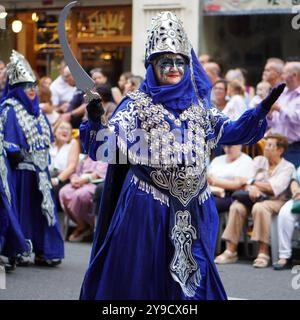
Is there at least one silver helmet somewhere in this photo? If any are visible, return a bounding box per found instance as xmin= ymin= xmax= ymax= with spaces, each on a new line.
xmin=7 ymin=50 xmax=36 ymax=86
xmin=145 ymin=11 xmax=191 ymax=65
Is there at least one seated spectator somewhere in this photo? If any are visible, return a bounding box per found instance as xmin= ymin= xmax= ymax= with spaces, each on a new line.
xmin=273 ymin=165 xmax=300 ymax=270
xmin=111 ymin=71 xmax=133 ymax=105
xmin=90 ymin=68 xmax=108 ymax=85
xmin=262 ymin=57 xmax=284 ymax=88
xmin=123 ymin=75 xmax=144 ymax=95
xmin=249 ymin=81 xmax=271 ymax=109
xmin=208 ymin=145 xmax=255 ymax=214
xmin=95 ymin=84 xmax=117 ymax=121
xmin=49 ymin=121 xmax=80 ymax=205
xmin=60 ymin=88 xmax=86 ymax=129
xmin=38 ymin=76 xmax=60 ymax=127
xmin=59 ymin=155 xmax=108 ymax=242
xmin=50 ymin=65 xmax=76 ymax=113
xmin=222 ymin=80 xmax=247 ymax=120
xmin=212 ymin=79 xmax=228 ymax=112
xmin=215 ymin=134 xmax=294 ymax=268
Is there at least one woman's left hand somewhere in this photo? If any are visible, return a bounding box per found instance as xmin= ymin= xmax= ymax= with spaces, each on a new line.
xmin=261 ymin=83 xmax=286 ymax=111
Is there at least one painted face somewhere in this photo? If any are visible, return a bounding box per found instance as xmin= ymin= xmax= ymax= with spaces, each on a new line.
xmin=153 ymin=54 xmax=186 ymax=85
xmin=23 ymin=83 xmax=38 ymax=101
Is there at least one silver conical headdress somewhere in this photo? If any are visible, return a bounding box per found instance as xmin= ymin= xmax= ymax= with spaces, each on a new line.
xmin=7 ymin=50 xmax=36 ymax=86
xmin=145 ymin=11 xmax=191 ymax=64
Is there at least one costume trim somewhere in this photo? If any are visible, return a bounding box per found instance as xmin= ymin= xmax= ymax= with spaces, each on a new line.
xmin=0 ymin=108 xmax=11 ymax=204
xmin=131 ymin=174 xmax=169 ymax=206
xmin=170 ymin=210 xmax=201 ymax=297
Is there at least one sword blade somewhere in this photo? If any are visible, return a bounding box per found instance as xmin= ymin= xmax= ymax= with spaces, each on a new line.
xmin=58 ymin=1 xmax=95 ymax=92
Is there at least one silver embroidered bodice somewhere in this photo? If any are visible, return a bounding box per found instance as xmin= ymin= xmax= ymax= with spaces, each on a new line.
xmin=3 ymin=98 xmax=51 ymax=171
xmin=109 ymin=90 xmax=225 ymax=207
xmin=1 ymin=98 xmax=56 ymax=226
xmin=0 ymin=108 xmax=11 ymax=204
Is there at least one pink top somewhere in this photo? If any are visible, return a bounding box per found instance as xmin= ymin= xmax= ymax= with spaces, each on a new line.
xmin=71 ymin=155 xmax=108 ymax=180
xmin=267 ymin=86 xmax=300 ymax=144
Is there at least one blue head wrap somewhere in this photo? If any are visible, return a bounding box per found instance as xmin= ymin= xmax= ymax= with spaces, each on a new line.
xmin=1 ymin=79 xmax=40 ymax=117
xmin=139 ymin=48 xmax=213 ymax=111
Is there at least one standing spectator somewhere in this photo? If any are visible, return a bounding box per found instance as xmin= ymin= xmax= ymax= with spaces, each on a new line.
xmin=273 ymin=165 xmax=300 ymax=270
xmin=222 ymin=80 xmax=247 ymax=120
xmin=59 ymin=155 xmax=107 ymax=242
xmin=215 ymin=134 xmax=294 ymax=268
xmin=212 ymin=79 xmax=228 ymax=112
xmin=50 ymin=65 xmax=76 ymax=112
xmin=262 ymin=58 xmax=284 ymax=88
xmin=204 ymin=62 xmax=221 ymax=85
xmin=267 ymin=61 xmax=300 ymax=167
xmin=249 ymin=81 xmax=271 ymax=109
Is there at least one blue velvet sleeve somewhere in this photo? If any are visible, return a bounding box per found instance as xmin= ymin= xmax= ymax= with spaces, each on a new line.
xmin=79 ymin=119 xmax=104 ymax=161
xmin=2 ymin=106 xmax=29 ymax=152
xmin=80 ymin=98 xmax=130 ymax=162
xmin=220 ymin=103 xmax=268 ymax=145
xmin=209 ymin=103 xmax=268 ymax=147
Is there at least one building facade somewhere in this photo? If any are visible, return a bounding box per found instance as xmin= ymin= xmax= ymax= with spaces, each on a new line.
xmin=0 ymin=0 xmax=299 ymax=86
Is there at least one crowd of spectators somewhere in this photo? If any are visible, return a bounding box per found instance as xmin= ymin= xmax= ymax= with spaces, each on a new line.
xmin=200 ymin=54 xmax=300 ymax=270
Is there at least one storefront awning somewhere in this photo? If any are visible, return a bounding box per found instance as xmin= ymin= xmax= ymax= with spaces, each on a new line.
xmin=204 ymin=0 xmax=299 ymax=16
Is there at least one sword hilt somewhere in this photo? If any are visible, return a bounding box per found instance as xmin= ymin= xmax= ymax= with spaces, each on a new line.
xmin=84 ymin=89 xmax=101 ymax=103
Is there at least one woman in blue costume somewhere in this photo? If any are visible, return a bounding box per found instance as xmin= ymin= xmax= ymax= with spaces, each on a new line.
xmin=0 ymin=50 xmax=64 ymax=266
xmin=0 ymin=110 xmax=30 ymax=271
xmin=79 ymin=12 xmax=285 ymax=300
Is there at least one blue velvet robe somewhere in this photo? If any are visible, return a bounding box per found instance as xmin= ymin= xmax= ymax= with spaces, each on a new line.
xmin=0 ymin=98 xmax=64 ymax=260
xmin=79 ymin=92 xmax=268 ymax=300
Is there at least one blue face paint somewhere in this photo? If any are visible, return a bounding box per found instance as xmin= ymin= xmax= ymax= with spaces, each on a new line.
xmin=156 ymin=57 xmax=186 ymax=76
xmin=153 ymin=55 xmax=187 ymax=85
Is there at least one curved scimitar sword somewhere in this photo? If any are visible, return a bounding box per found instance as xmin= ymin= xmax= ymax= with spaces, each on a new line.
xmin=58 ymin=1 xmax=100 ymax=102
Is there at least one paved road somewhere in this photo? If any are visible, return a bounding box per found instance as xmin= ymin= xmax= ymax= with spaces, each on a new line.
xmin=0 ymin=242 xmax=300 ymax=300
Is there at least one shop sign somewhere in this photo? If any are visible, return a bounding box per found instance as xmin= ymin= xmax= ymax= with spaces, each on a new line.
xmin=204 ymin=0 xmax=300 ymax=14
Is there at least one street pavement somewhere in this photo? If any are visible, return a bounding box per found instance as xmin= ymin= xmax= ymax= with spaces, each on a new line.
xmin=0 ymin=241 xmax=300 ymax=300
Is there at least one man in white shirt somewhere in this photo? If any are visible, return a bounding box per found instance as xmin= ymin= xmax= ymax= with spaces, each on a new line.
xmin=50 ymin=65 xmax=76 ymax=113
